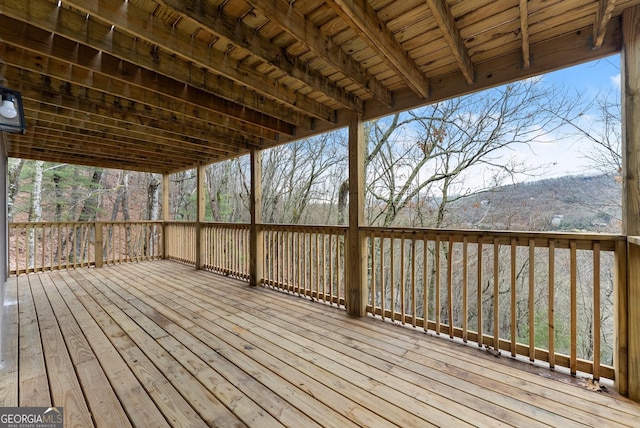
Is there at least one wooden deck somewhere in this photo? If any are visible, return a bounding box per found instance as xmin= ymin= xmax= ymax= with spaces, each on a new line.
xmin=1 ymin=261 xmax=639 ymax=427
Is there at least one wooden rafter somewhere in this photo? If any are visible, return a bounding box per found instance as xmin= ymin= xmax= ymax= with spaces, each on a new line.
xmin=245 ymin=0 xmax=392 ymax=107
xmin=1 ymin=0 xmax=322 ymax=128
xmin=25 ymin=110 xmax=238 ymax=158
xmin=4 ymin=67 xmax=263 ymax=153
xmin=425 ymin=0 xmax=474 ymax=84
xmin=0 ymin=29 xmax=292 ymax=139
xmin=326 ymin=0 xmax=430 ymax=99
xmin=520 ymin=0 xmax=530 ymax=70
xmin=594 ymin=0 xmax=617 ymax=48
xmin=141 ymin=0 xmax=359 ymax=113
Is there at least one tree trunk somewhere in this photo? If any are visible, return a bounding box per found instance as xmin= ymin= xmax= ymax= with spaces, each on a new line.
xmin=146 ymin=173 xmax=160 ymax=221
xmin=73 ymin=169 xmax=103 ymax=262
xmin=53 ymin=172 xmax=63 ymax=222
xmin=337 ymin=179 xmax=349 ymax=225
xmin=7 ymin=159 xmax=25 ymax=223
xmin=28 ymin=161 xmax=44 ymax=268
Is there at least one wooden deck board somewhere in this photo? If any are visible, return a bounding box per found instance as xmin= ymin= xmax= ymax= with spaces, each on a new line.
xmin=17 ymin=275 xmax=50 ymax=407
xmin=1 ymin=260 xmax=639 ymax=427
xmin=0 ymin=276 xmax=19 ymax=407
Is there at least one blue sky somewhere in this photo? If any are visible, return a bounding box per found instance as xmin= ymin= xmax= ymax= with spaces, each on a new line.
xmin=513 ymin=54 xmax=621 ymax=180
xmin=548 ymin=55 xmax=620 ymax=96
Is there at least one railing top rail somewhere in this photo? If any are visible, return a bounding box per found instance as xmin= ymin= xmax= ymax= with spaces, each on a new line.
xmin=260 ymin=223 xmax=349 ymax=233
xmin=628 ymin=236 xmax=640 ymax=246
xmin=164 ymin=221 xmax=198 ymax=226
xmin=363 ymin=227 xmax=625 ymax=251
xmin=362 ymin=226 xmax=624 ymax=241
xmin=9 ymin=220 xmax=164 ymax=227
xmin=200 ymin=222 xmax=251 ymax=229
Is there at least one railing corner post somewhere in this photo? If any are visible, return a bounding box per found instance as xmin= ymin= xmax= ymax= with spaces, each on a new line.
xmin=94 ymin=222 xmax=104 ymax=268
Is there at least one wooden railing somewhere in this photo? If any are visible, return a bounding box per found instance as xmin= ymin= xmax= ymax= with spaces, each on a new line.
xmin=202 ymin=222 xmax=250 ymax=279
xmin=262 ymin=225 xmax=347 ymax=308
xmin=101 ymin=222 xmax=163 ymax=265
xmin=625 ymin=236 xmax=640 ymax=399
xmin=9 ymin=221 xmax=162 ymax=274
xmin=8 ymin=220 xmax=626 ymax=383
xmin=363 ymin=227 xmax=624 ymax=380
xmin=164 ymin=221 xmax=197 ymax=265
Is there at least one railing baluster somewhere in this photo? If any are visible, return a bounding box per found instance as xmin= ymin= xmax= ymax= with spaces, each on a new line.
xmin=411 ymin=237 xmax=417 ymax=328
xmin=462 ymin=237 xmax=468 ymax=343
xmin=391 ymin=236 xmax=396 ymax=323
xmin=493 ymin=239 xmax=500 ymax=351
xmin=40 ymin=224 xmax=45 ymax=271
xmin=400 ymin=235 xmax=406 ymax=325
xmin=570 ymin=240 xmax=578 ymax=375
xmin=423 ymin=236 xmax=428 ymax=332
xmin=549 ymin=240 xmax=555 ymax=370
xmin=593 ymin=242 xmax=601 ymax=380
xmin=435 ymin=235 xmax=441 ymax=335
xmin=477 ymin=237 xmax=483 ymax=347
xmin=511 ymin=238 xmax=517 ymax=357
xmin=381 ymin=236 xmax=386 ymax=321
xmin=529 ymin=239 xmax=535 ymax=361
xmin=448 ymin=236 xmax=454 ymax=338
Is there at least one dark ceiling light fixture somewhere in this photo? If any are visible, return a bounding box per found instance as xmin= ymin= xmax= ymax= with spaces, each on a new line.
xmin=0 ymin=88 xmax=26 ymax=134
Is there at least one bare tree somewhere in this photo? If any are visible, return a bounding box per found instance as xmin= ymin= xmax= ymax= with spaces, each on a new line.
xmin=364 ymin=79 xmax=577 ymax=228
xmin=111 ymin=170 xmax=131 ymax=221
xmin=206 ymin=158 xmax=249 ymax=223
xmin=27 ymin=161 xmax=44 ymax=268
xmin=261 ymin=133 xmax=344 ymax=224
xmin=7 ymin=158 xmax=24 ymax=223
xmin=146 ymin=173 xmax=161 ymax=221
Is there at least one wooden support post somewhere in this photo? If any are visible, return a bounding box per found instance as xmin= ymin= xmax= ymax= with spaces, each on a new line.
xmin=621 ymin=5 xmax=640 ymax=401
xmin=94 ymin=222 xmax=103 ymax=268
xmin=249 ymin=149 xmax=263 ymax=287
xmin=162 ymin=174 xmax=169 ymax=259
xmin=196 ymin=162 xmax=206 ymax=270
xmin=346 ymin=111 xmax=367 ymax=317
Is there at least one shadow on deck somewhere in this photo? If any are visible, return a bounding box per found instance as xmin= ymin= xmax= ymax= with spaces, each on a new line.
xmin=1 ymin=260 xmax=638 ymax=427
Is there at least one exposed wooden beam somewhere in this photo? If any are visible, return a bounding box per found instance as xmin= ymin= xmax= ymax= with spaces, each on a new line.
xmin=73 ymin=0 xmax=357 ymax=114
xmin=292 ymin=20 xmax=623 ymax=147
xmin=326 ymin=0 xmax=429 ymax=98
xmin=0 ymin=0 xmax=321 ymax=128
xmin=3 ymin=65 xmax=277 ymax=150
xmin=519 ymin=0 xmax=531 ymax=70
xmin=0 ymin=31 xmax=287 ymax=140
xmin=10 ymin=132 xmax=191 ymax=171
xmin=26 ymin=119 xmax=229 ymax=160
xmin=245 ymin=0 xmax=391 ymax=107
xmin=22 ymin=125 xmax=220 ymax=166
xmin=19 ymin=95 xmax=254 ymax=154
xmin=7 ymin=140 xmax=180 ymax=173
xmin=593 ymin=0 xmax=617 ymax=48
xmin=425 ymin=0 xmax=474 ymax=84
xmin=24 ymin=106 xmax=243 ymax=156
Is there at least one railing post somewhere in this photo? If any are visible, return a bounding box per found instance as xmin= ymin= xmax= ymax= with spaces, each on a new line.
xmin=615 ymin=239 xmax=629 ymax=395
xmin=346 ymin=111 xmax=367 ymax=317
xmin=94 ymin=222 xmax=103 ymax=268
xmin=622 ymin=6 xmax=640 ymax=401
xmin=249 ymin=148 xmax=263 ymax=287
xmin=162 ymin=174 xmax=170 ymax=259
xmin=196 ymin=162 xmax=206 ymax=270
xmin=627 ymin=239 xmax=640 ymax=400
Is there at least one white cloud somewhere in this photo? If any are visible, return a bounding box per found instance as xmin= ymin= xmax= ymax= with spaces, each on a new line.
xmin=610 ymin=73 xmax=621 ymax=91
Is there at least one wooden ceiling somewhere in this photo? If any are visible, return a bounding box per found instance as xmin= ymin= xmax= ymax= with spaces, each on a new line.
xmin=0 ymin=0 xmax=637 ymax=174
